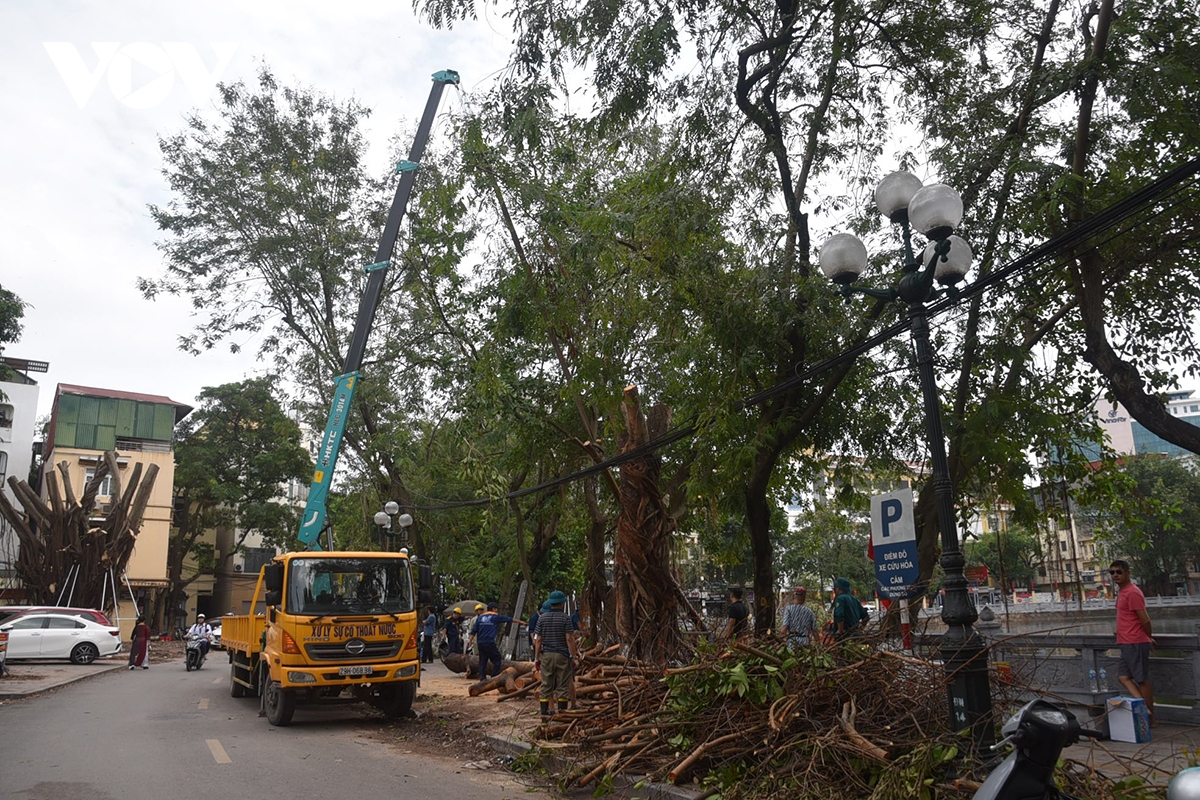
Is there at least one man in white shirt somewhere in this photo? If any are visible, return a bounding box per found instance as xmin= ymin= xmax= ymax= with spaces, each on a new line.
xmin=187 ymin=613 xmax=213 ymax=659
xmin=780 ymin=587 xmax=817 ymax=647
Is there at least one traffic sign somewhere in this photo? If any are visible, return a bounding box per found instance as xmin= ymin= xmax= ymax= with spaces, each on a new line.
xmin=869 ymin=489 xmax=921 ymax=600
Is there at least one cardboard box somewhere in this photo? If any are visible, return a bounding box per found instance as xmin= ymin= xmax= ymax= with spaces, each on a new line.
xmin=1107 ymin=696 xmax=1152 ymax=743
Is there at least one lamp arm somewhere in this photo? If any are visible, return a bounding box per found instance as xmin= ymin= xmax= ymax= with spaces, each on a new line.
xmin=896 ymin=237 xmax=951 ymax=304
xmin=840 ymin=284 xmax=898 ymax=302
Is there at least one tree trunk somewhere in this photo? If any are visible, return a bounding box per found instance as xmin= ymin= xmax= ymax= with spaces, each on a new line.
xmin=612 ymin=385 xmax=688 ymax=664
xmin=0 ymin=452 xmax=159 ymax=611
xmin=581 ymin=475 xmax=613 ymax=645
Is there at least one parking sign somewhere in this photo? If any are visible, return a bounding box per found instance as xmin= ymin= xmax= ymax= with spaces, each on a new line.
xmin=870 ymin=489 xmax=921 ymax=600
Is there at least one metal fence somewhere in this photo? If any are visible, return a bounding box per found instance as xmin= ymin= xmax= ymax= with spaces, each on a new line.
xmin=914 ymin=628 xmax=1200 ymax=724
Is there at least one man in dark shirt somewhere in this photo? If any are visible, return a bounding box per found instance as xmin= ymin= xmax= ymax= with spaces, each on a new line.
xmin=533 ymin=590 xmax=580 ymax=717
xmin=724 ymin=587 xmax=749 ymax=639
xmin=831 ymin=578 xmax=866 ymax=640
xmin=467 ymin=602 xmax=526 ymax=681
xmin=444 ymin=608 xmax=464 ymax=654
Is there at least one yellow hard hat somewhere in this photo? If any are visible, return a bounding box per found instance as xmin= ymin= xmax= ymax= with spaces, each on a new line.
xmin=474 ymin=604 xmax=485 ymax=611
xmin=453 ymin=607 xmax=462 ymax=614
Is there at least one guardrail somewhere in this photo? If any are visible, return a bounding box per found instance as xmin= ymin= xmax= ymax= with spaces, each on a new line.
xmin=919 ymin=595 xmax=1200 ymax=616
xmin=913 ymin=628 xmax=1200 ymax=725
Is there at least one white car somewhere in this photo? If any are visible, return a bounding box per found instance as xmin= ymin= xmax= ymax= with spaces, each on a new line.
xmin=0 ymin=612 xmax=122 ymax=664
xmin=210 ymin=619 xmax=223 ymax=650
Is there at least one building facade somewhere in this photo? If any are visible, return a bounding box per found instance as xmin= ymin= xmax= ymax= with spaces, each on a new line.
xmin=41 ymin=384 xmax=192 ymax=629
xmin=0 ymin=357 xmax=47 ymax=601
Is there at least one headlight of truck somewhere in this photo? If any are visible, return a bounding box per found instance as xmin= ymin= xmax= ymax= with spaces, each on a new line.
xmin=288 ymin=671 xmax=318 ymax=683
xmin=396 ymin=664 xmax=418 ymax=678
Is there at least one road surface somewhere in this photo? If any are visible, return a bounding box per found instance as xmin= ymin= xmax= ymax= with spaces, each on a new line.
xmin=0 ymin=658 xmax=550 ymax=800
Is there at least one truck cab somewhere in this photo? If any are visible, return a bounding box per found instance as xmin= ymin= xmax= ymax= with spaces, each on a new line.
xmin=225 ymin=551 xmax=426 ymax=725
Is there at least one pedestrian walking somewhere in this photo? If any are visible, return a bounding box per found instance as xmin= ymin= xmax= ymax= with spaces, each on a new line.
xmin=780 ymin=587 xmax=817 ymax=647
xmin=533 ymin=590 xmax=580 ymax=718
xmin=1111 ymin=559 xmax=1156 ymax=722
xmin=724 ymin=587 xmax=749 ymax=640
xmin=128 ymin=615 xmax=150 ymax=669
xmin=421 ymin=607 xmax=437 ymax=663
xmin=830 ymin=578 xmax=866 ymax=641
xmin=466 ymin=602 xmax=526 ymax=681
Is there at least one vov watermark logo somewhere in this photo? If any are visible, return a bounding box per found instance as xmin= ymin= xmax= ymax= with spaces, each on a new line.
xmin=44 ymin=42 xmax=238 ymax=109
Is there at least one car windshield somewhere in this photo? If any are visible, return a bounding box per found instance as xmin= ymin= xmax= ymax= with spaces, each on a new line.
xmin=286 ymin=557 xmax=414 ymax=616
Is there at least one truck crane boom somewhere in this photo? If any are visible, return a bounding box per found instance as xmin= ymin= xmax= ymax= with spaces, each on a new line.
xmin=298 ymin=69 xmax=459 ymax=549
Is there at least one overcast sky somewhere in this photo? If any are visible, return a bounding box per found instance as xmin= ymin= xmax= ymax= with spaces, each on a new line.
xmin=1 ymin=1 xmax=513 ymax=420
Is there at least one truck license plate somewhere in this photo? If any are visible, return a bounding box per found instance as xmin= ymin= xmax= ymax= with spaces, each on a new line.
xmin=338 ymin=665 xmax=373 ymax=677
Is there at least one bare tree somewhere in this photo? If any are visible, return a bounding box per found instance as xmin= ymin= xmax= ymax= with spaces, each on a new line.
xmin=0 ymin=451 xmax=158 ymax=609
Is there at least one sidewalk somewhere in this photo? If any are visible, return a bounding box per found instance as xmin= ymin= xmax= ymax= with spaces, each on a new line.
xmin=1065 ymin=721 xmax=1200 ymax=780
xmin=0 ymin=657 xmax=129 ymax=699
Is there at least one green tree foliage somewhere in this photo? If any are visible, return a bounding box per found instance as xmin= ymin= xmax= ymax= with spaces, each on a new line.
xmin=0 ymin=283 xmax=26 ymax=384
xmin=1090 ymin=455 xmax=1200 ymax=596
xmin=142 ymin=68 xmax=474 ymax=555
xmin=963 ymin=524 xmax=1041 ymax=591
xmin=0 ymin=283 xmax=24 ymax=350
xmin=164 ymin=378 xmax=312 ymax=629
xmin=144 ymin=0 xmax=1200 ymax=646
xmin=779 ymin=500 xmax=874 ymax=598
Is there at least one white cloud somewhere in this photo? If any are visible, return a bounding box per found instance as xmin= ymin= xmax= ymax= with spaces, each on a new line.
xmin=1 ymin=0 xmax=512 ymax=418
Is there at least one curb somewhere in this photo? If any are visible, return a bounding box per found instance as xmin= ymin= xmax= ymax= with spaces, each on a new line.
xmin=0 ymin=661 xmax=128 ymax=699
xmin=485 ymin=732 xmax=702 ymax=800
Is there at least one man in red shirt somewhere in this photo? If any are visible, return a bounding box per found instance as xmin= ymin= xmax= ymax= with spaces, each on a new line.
xmin=1111 ymin=560 xmax=1155 ymax=722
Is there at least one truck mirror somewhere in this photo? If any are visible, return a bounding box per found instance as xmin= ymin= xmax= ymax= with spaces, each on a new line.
xmin=265 ymin=590 xmax=282 ymax=607
xmin=264 ymin=562 xmax=284 ymax=593
xmin=418 ymin=589 xmax=433 ymax=605
xmin=418 ymin=563 xmax=432 ymax=591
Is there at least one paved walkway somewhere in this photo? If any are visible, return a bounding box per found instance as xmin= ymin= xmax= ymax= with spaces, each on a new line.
xmin=1065 ymin=721 xmax=1200 ymax=781
xmin=0 ymin=657 xmax=129 ymax=699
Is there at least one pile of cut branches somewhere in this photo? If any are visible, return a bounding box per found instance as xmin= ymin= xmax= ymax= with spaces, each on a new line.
xmin=528 ymin=639 xmax=962 ymax=798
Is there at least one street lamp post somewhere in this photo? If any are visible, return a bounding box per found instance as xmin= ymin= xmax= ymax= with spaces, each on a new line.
xmin=819 ymin=171 xmax=994 ymax=749
xmin=373 ymin=501 xmax=414 ymax=551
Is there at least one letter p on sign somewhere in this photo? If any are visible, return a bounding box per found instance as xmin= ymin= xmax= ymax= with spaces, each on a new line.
xmin=870 ymin=489 xmax=916 ymax=547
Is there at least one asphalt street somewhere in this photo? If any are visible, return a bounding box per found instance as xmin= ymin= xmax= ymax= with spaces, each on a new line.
xmin=0 ymin=656 xmax=550 ymax=800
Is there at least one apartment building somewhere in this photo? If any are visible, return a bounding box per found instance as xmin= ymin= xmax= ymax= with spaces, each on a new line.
xmin=0 ymin=356 xmax=47 ymax=600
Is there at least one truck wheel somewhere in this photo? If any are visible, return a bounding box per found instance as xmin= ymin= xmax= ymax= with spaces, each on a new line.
xmin=265 ymin=679 xmax=295 ymax=726
xmin=374 ymin=681 xmax=416 ymax=718
xmin=230 ymin=660 xmax=247 ymax=698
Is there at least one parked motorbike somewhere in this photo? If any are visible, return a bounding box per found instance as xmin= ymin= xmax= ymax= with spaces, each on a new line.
xmin=185 ymin=634 xmax=207 ymax=671
xmin=975 ymin=699 xmax=1200 ymax=800
xmin=973 ymin=699 xmax=1102 ymax=800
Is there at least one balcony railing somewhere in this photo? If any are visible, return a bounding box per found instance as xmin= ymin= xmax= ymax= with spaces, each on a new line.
xmin=115 ymin=438 xmax=173 ymax=453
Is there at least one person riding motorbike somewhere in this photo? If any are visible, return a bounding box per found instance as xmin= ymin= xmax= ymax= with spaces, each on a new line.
xmin=186 ymin=613 xmax=213 ymax=661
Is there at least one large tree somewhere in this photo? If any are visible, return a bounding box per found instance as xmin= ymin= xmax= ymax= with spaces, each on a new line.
xmin=142 ymin=69 xmax=471 ymax=562
xmin=1088 ymin=455 xmax=1200 ymax=596
xmin=416 ymin=0 xmax=990 ymax=633
xmin=161 ymin=378 xmax=311 ymax=630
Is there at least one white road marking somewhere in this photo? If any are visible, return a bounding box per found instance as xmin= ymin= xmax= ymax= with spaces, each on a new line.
xmin=198 ymin=698 xmax=210 ymax=710
xmin=213 ymin=677 xmax=222 ymax=685
xmin=207 ymin=739 xmax=232 ymax=764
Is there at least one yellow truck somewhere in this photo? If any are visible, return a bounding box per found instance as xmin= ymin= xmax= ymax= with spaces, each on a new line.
xmin=223 ymin=551 xmax=428 ymax=726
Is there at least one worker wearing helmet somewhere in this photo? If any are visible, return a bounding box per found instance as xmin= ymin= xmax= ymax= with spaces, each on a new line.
xmin=444 ymin=607 xmax=465 ymax=654
xmin=467 ymin=602 xmax=526 ymax=682
xmin=186 ymin=613 xmax=213 ymax=659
